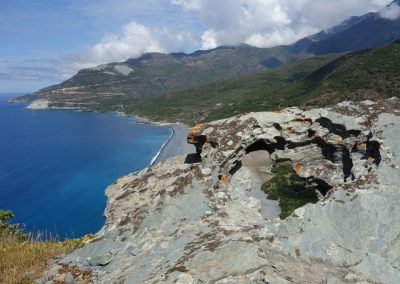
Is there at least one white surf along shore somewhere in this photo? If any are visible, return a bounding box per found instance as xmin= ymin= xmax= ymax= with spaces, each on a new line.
xmin=150 ymin=123 xmax=195 ymax=164
xmin=25 ymin=98 xmax=195 ymax=165
xmin=150 ymin=128 xmax=174 ymax=165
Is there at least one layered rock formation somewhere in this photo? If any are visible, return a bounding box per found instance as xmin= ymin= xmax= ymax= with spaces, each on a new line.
xmin=40 ymin=99 xmax=400 ymax=283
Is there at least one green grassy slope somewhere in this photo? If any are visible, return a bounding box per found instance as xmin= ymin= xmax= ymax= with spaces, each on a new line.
xmin=300 ymin=40 xmax=400 ymax=100
xmin=126 ymin=53 xmax=342 ymax=124
xmin=33 ymin=44 xmax=303 ymax=103
xmin=129 ymin=40 xmax=400 ymax=125
xmin=27 ymin=5 xmax=400 ymax=108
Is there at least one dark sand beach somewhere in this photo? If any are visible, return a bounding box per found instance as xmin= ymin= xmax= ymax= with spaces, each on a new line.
xmin=153 ymin=123 xmax=195 ymax=164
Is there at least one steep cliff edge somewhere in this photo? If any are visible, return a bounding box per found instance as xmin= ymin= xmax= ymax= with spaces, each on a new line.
xmin=39 ymin=99 xmax=400 ymax=283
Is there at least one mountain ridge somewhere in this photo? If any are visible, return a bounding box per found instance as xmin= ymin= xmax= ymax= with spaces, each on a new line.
xmin=22 ymin=2 xmax=400 ymax=109
xmin=27 ymin=44 xmax=299 ymax=106
xmin=129 ymin=40 xmax=400 ymax=125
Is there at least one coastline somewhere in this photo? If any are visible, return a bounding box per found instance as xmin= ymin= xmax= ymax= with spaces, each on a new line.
xmin=17 ymin=98 xmax=195 ymax=166
xmin=123 ymin=113 xmax=195 ymax=165
xmin=12 ymin=96 xmax=195 ymax=165
xmin=151 ymin=123 xmax=195 ymax=164
xmin=150 ymin=127 xmax=174 ymax=165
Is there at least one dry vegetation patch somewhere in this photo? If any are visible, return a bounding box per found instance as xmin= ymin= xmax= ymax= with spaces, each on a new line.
xmin=0 ymin=210 xmax=92 ymax=284
xmin=0 ymin=239 xmax=74 ymax=284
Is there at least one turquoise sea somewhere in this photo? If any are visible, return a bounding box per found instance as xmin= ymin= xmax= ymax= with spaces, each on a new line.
xmin=0 ymin=94 xmax=171 ymax=238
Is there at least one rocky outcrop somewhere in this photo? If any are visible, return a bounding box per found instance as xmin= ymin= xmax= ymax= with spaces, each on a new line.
xmin=26 ymin=99 xmax=50 ymax=109
xmin=40 ymin=99 xmax=400 ymax=283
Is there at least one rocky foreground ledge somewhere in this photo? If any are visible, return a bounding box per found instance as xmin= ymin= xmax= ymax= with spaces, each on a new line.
xmin=39 ymin=99 xmax=400 ymax=283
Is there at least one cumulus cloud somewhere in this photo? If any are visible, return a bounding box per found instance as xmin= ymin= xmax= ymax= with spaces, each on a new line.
xmin=1 ymin=21 xmax=196 ymax=83
xmin=2 ymin=0 xmax=394 ymax=87
xmin=71 ymin=21 xmax=195 ymax=70
xmin=74 ymin=22 xmax=163 ymax=69
xmin=173 ymin=0 xmax=393 ymax=49
xmin=379 ymin=2 xmax=400 ymax=20
xmin=76 ymin=0 xmax=395 ymax=68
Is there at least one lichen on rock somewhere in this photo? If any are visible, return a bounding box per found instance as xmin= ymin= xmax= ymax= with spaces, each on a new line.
xmin=39 ymin=98 xmax=400 ymax=283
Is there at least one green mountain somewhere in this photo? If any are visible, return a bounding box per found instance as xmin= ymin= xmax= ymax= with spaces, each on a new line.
xmin=292 ymin=0 xmax=400 ymax=55
xmin=130 ymin=40 xmax=400 ymax=125
xmin=27 ymin=44 xmax=304 ymax=106
xmin=27 ymin=1 xmax=400 ymax=106
xmin=22 ymin=2 xmax=400 ymax=124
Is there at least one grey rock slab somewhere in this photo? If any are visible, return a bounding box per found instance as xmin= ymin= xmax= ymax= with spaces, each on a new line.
xmin=186 ymin=242 xmax=267 ymax=282
xmin=40 ymin=99 xmax=400 ymax=283
xmin=325 ymin=111 xmax=363 ymax=131
xmin=376 ymin=113 xmax=400 ymax=186
xmin=45 ymin=264 xmax=62 ymax=279
xmin=65 ymin=272 xmax=74 ymax=284
xmin=87 ymin=252 xmax=114 ymax=266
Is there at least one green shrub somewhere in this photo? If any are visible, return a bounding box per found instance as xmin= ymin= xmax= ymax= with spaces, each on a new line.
xmin=262 ymin=162 xmax=318 ymax=219
xmin=0 ymin=210 xmax=30 ymax=241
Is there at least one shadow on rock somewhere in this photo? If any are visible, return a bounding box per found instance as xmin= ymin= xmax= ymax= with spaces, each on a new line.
xmin=184 ymin=153 xmax=202 ymax=164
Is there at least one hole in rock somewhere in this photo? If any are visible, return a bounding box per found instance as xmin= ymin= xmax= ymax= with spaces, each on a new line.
xmin=348 ymin=130 xmax=362 ymax=137
xmin=241 ymin=151 xmax=272 ymax=169
xmin=312 ymin=137 xmax=337 ymax=163
xmin=245 ymin=139 xmax=271 ymax=153
xmin=366 ymin=140 xmax=381 ymax=166
xmin=315 ymin=118 xmax=361 ymax=139
xmin=341 ymin=145 xmax=355 ymax=182
xmin=245 ymin=137 xmax=286 ymax=155
xmin=184 ymin=153 xmax=202 ymax=164
xmin=313 ymin=137 xmax=355 ymax=182
xmin=273 ymin=123 xmax=282 ymax=131
xmin=287 ymin=140 xmax=312 ymax=149
xmin=352 ymin=139 xmax=381 ymax=166
xmin=308 ymin=129 xmax=316 ymax=138
xmin=315 ymin=117 xmax=350 ymax=139
xmin=229 ymin=160 xmax=242 ymax=176
xmin=311 ymin=179 xmax=332 ymax=196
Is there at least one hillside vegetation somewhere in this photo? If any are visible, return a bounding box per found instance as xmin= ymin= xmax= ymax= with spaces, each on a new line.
xmin=129 ymin=40 xmax=400 ymax=125
xmin=25 ymin=2 xmax=400 ymax=110
xmin=30 ymin=44 xmax=302 ymax=104
xmin=0 ymin=210 xmax=92 ymax=284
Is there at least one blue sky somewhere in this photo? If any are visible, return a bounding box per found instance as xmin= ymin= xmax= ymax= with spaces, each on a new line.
xmin=0 ymin=0 xmax=395 ymax=93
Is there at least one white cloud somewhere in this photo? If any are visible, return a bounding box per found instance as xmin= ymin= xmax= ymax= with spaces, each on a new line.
xmin=173 ymin=0 xmax=393 ymax=49
xmin=2 ymin=0 xmax=395 ymax=88
xmin=78 ymin=22 xmax=163 ymax=69
xmin=71 ymin=21 xmax=195 ymax=70
xmin=379 ymin=2 xmax=400 ymax=20
xmin=201 ymin=29 xmax=218 ymax=49
xmin=171 ymin=0 xmax=201 ymax=11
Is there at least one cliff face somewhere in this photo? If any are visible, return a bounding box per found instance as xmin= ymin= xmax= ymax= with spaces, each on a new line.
xmin=41 ymin=99 xmax=400 ymax=283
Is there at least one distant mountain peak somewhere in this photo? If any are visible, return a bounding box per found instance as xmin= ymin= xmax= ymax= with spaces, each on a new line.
xmin=290 ymin=1 xmax=400 ymax=55
xmin=379 ymin=0 xmax=400 ymax=20
xmin=386 ymin=0 xmax=400 ymax=8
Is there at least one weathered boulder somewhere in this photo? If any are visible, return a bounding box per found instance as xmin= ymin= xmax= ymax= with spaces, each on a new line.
xmin=42 ymin=98 xmax=400 ymax=283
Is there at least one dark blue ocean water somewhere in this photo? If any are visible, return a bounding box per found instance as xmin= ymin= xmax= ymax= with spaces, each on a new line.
xmin=0 ymin=94 xmax=171 ymax=238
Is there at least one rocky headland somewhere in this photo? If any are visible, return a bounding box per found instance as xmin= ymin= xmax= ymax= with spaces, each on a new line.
xmin=39 ymin=98 xmax=400 ymax=283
